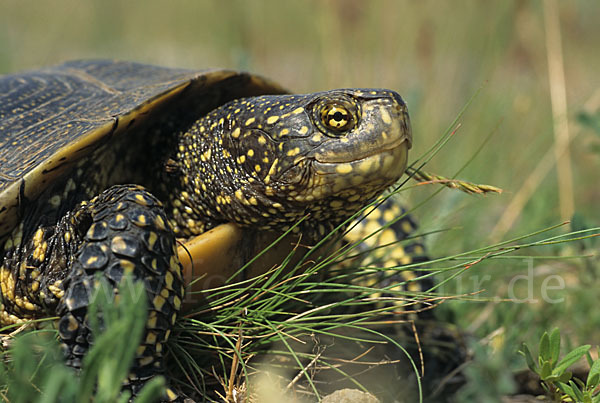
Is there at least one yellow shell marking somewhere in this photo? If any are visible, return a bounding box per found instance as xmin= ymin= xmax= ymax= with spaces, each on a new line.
xmin=335 ymin=164 xmax=353 ymax=174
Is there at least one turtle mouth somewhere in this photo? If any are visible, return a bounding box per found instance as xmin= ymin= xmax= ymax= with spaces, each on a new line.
xmin=284 ymin=139 xmax=409 ymax=203
xmin=313 ymin=135 xmax=409 ymax=165
xmin=312 ymin=137 xmax=409 ymax=181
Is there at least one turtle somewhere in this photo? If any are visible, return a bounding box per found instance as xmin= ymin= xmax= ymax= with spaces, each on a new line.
xmin=0 ymin=60 xmax=424 ymax=399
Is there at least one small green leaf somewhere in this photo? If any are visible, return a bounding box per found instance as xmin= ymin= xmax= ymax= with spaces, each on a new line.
xmin=541 ymin=360 xmax=553 ymax=379
xmin=588 ymin=373 xmax=600 ymax=389
xmin=570 ymin=379 xmax=585 ymax=402
xmin=557 ymin=381 xmax=574 ymax=397
xmin=554 ymin=345 xmax=592 ymax=375
xmin=574 ymin=377 xmax=586 ymax=388
xmin=539 ymin=331 xmax=551 ymax=362
xmin=587 ymin=351 xmax=594 ymax=367
xmin=549 ymin=328 xmax=561 ymax=365
xmin=558 ymin=371 xmax=573 ymax=383
xmin=587 ymin=358 xmax=600 ymax=388
xmin=519 ymin=343 xmax=538 ymax=373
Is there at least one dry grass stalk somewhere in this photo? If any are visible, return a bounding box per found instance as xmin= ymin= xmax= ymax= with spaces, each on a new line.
xmin=407 ymin=167 xmax=503 ymax=195
xmin=544 ymin=0 xmax=575 ymax=222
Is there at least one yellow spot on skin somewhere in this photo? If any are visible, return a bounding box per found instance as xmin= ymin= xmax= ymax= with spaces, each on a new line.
xmin=287 ymin=147 xmax=300 ymax=157
xmin=358 ymin=159 xmax=375 ymax=174
xmin=255 ymin=164 xmax=261 ymax=172
xmin=121 ymin=260 xmax=135 ymax=274
xmin=232 ymin=127 xmax=241 ymax=138
xmin=245 ymin=117 xmax=256 ymax=126
xmin=33 ymin=241 xmax=48 ymax=262
xmin=139 ymin=356 xmax=154 ymax=366
xmin=153 ymin=295 xmax=166 ymax=311
xmin=33 ymin=228 xmax=44 ymax=245
xmin=248 ymin=197 xmax=258 ymax=206
xmin=280 ymin=128 xmax=289 ymax=136
xmin=380 ymin=229 xmax=397 ymax=245
xmin=292 ymin=107 xmax=304 ymax=114
xmin=135 ymin=194 xmax=148 ymax=206
xmin=348 ymin=194 xmax=361 ymax=202
xmin=165 ymin=271 xmax=174 ymax=290
xmin=63 ymin=314 xmax=79 ymax=332
xmin=136 ymin=345 xmax=146 ymax=356
xmin=391 ymin=245 xmax=407 ymax=260
xmin=112 ymin=237 xmax=127 ymax=252
xmin=266 ymin=115 xmax=279 ymax=124
xmin=335 ymin=164 xmax=353 ymax=174
xmin=154 ymin=215 xmax=166 ymax=231
xmin=258 ymin=135 xmax=267 ymax=145
xmin=401 ymin=220 xmax=414 ymax=234
xmin=148 ymin=232 xmax=158 ymax=250
xmin=368 ymin=208 xmax=382 ymax=222
xmin=48 ymin=285 xmax=64 ymax=299
xmin=166 ymin=389 xmax=178 ymax=400
xmin=380 ymin=107 xmax=392 ymax=125
xmin=299 ymin=126 xmax=309 ymax=135
xmin=383 ymin=209 xmax=396 ymax=222
xmin=247 ymin=149 xmax=254 ymax=157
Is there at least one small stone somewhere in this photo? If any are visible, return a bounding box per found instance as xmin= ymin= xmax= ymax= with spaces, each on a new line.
xmin=321 ymin=388 xmax=380 ymax=403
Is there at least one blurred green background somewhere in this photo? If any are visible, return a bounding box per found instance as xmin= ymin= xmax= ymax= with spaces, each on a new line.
xmin=1 ymin=0 xmax=599 ymax=398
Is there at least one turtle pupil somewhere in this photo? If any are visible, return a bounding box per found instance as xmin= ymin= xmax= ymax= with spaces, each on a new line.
xmin=332 ymin=111 xmax=344 ymax=121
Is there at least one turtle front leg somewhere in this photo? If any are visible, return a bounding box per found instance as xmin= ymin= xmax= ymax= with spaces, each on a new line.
xmin=1 ymin=185 xmax=184 ymax=400
xmin=343 ymin=198 xmax=432 ymax=308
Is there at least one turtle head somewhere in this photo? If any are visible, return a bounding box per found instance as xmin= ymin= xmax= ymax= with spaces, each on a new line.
xmin=176 ymin=89 xmax=411 ymax=237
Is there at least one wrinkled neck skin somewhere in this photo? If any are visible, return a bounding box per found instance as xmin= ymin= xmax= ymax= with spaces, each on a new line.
xmin=168 ymin=114 xmax=320 ymax=239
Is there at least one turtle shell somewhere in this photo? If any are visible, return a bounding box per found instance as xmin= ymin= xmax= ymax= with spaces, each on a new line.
xmin=0 ymin=60 xmax=287 ymax=242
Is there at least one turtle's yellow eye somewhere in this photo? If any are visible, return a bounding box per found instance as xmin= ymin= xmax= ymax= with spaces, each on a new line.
xmin=313 ymin=96 xmax=360 ymax=136
xmin=321 ymin=104 xmax=352 ymax=131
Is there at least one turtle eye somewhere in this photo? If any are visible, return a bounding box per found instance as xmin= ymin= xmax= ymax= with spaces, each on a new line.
xmin=315 ymin=97 xmax=360 ymax=135
xmin=321 ymin=104 xmax=352 ymax=131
